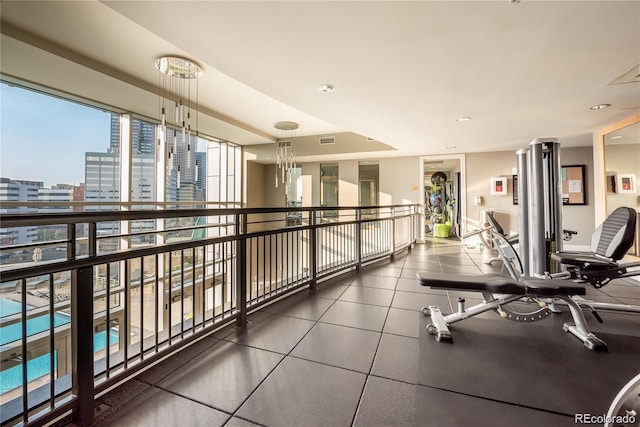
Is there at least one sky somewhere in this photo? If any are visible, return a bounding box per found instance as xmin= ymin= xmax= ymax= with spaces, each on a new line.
xmin=1 ymin=82 xmax=111 ymax=188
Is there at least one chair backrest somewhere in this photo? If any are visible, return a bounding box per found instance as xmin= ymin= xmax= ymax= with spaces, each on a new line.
xmin=590 ymin=207 xmax=637 ymax=260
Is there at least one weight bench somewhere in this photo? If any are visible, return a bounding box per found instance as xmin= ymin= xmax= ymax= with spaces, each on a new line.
xmin=417 ymin=272 xmax=608 ymax=351
xmin=418 ymin=205 xmax=640 ymax=352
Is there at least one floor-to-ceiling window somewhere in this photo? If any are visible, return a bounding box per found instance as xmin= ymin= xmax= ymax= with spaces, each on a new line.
xmin=0 ymin=78 xmax=243 ymax=405
xmin=0 ymin=80 xmax=116 ymax=405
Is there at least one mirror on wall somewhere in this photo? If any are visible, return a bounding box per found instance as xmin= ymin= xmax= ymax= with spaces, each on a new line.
xmin=603 ymin=119 xmax=640 ymax=255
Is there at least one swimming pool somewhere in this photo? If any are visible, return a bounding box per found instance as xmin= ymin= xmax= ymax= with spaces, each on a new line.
xmin=0 ymin=298 xmax=31 ymax=317
xmin=0 ymin=298 xmax=120 ymax=394
xmin=0 ymin=329 xmax=119 ymax=394
xmin=0 ymin=305 xmax=71 ymax=347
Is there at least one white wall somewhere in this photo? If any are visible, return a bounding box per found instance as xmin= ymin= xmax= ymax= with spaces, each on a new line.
xmin=248 ymin=157 xmax=421 ymax=209
xmin=248 ymin=149 xmax=597 ymax=246
xmin=560 ymin=146 xmax=595 ymax=247
xmin=464 ymin=147 xmax=595 ymax=246
xmin=465 ymin=151 xmax=518 ymax=234
xmin=379 ymin=157 xmax=422 ymax=205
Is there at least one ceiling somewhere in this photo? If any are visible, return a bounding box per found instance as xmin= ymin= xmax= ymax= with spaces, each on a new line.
xmin=605 ymin=120 xmax=640 ymax=145
xmin=1 ymin=1 xmax=639 ymax=164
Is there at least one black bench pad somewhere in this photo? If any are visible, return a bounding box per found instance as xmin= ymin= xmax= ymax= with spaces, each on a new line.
xmin=550 ymin=252 xmax=617 ymax=269
xmin=417 ymin=272 xmax=585 ymax=297
xmin=417 ymin=272 xmax=526 ymax=294
xmin=520 ymin=278 xmax=585 ymax=296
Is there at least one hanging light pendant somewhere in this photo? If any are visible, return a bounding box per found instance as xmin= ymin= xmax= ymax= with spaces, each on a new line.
xmin=155 ymin=56 xmax=203 ymax=183
xmin=274 ymin=121 xmax=298 ymax=189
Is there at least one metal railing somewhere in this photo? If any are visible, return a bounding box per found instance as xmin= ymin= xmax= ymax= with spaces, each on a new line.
xmin=0 ymin=204 xmax=419 ymax=426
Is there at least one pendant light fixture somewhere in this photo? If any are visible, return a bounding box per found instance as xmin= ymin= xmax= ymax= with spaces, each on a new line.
xmin=274 ymin=121 xmax=299 ymax=190
xmin=155 ymin=56 xmax=203 ymax=189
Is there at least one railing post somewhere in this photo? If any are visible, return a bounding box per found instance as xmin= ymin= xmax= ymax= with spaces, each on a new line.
xmin=355 ymin=208 xmax=362 ymax=271
xmin=236 ymin=213 xmax=247 ymax=327
xmin=309 ymin=210 xmax=318 ymax=291
xmin=71 ymin=265 xmax=94 ymax=426
xmin=88 ymin=222 xmax=97 ymax=257
xmin=390 ymin=207 xmax=396 ymax=260
xmin=67 ymin=223 xmax=76 ymax=259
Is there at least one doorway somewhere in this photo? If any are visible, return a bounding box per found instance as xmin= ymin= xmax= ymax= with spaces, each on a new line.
xmin=420 ymin=155 xmax=465 ymax=240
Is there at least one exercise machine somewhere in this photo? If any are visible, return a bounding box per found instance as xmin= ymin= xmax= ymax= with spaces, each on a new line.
xmin=486 ymin=206 xmax=640 ymax=316
xmin=606 ymin=372 xmax=640 ymax=427
xmin=418 ymin=138 xmax=639 ymax=351
xmin=419 ymin=229 xmax=609 ymax=351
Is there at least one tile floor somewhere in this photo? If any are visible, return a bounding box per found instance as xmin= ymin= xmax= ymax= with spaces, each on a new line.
xmin=91 ymin=237 xmax=640 ymax=427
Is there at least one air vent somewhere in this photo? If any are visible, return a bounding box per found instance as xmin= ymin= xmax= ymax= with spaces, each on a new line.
xmin=319 ymin=136 xmax=336 ymax=145
xmin=610 ymin=64 xmax=640 ymax=85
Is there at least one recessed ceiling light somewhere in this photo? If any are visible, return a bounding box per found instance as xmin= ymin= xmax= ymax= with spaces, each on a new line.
xmin=589 ymin=103 xmax=611 ymax=110
xmin=317 ymin=83 xmax=335 ymax=93
xmin=456 ymin=117 xmax=471 ymax=122
xmin=610 ymin=135 xmax=623 ymax=140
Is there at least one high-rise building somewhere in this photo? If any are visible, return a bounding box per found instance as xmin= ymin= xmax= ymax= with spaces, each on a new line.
xmin=94 ymin=116 xmax=203 ymax=218
xmin=38 ymin=184 xmax=74 ymax=241
xmin=196 ymin=151 xmax=206 ymax=193
xmin=132 ymin=117 xmax=156 ymax=155
xmin=84 ymin=152 xmax=120 ymax=207
xmin=73 ymin=184 xmax=85 ymax=213
xmin=168 ymin=131 xmax=197 ymax=184
xmin=0 ymin=178 xmax=43 ymax=244
xmin=109 ymin=114 xmax=121 ymax=153
xmin=110 ymin=114 xmax=157 ymax=155
xmin=84 ymin=152 xmax=120 ymax=239
xmin=38 ymin=184 xmax=73 ymax=212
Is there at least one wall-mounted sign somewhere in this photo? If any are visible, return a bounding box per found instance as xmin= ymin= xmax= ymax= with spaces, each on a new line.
xmin=561 ymin=165 xmax=586 ymax=205
xmin=490 ymin=177 xmax=508 ymax=196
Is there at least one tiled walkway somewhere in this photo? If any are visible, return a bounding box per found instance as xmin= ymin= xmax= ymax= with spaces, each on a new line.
xmin=92 ymin=238 xmax=640 ymax=426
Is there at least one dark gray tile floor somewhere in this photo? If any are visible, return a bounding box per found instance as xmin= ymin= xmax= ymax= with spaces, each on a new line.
xmin=91 ymin=237 xmax=640 ymax=426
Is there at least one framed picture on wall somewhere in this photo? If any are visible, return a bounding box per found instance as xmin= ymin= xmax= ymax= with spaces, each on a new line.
xmin=561 ymin=165 xmax=586 ymax=205
xmin=616 ymin=174 xmax=637 ymax=193
xmin=490 ymin=177 xmax=508 ymax=196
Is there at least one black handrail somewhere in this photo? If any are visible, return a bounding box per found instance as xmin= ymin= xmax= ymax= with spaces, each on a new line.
xmin=0 ymin=204 xmax=420 ymax=426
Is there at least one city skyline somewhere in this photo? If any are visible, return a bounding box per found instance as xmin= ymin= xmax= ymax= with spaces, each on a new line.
xmin=1 ymin=83 xmax=110 ymax=187
xmin=1 ymin=83 xmax=206 ymax=189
